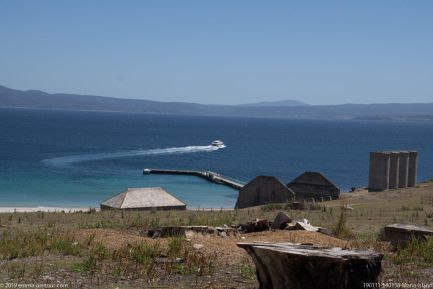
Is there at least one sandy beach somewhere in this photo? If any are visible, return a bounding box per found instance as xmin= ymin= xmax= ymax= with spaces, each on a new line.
xmin=0 ymin=207 xmax=97 ymax=213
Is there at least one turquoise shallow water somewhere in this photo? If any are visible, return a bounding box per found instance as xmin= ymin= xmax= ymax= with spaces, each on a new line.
xmin=0 ymin=171 xmax=236 ymax=208
xmin=1 ymin=108 xmax=433 ymax=208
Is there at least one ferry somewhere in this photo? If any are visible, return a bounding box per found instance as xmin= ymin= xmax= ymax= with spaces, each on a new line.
xmin=211 ymin=140 xmax=225 ymax=148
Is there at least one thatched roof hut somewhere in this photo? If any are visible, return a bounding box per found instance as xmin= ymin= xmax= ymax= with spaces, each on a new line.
xmin=286 ymin=172 xmax=340 ymax=201
xmin=100 ymin=187 xmax=186 ymax=211
xmin=235 ymin=176 xmax=295 ymax=209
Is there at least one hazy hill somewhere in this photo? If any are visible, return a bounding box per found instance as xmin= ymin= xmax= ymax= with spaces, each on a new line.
xmin=1 ymin=85 xmax=433 ymax=120
xmin=240 ymin=99 xmax=309 ymax=107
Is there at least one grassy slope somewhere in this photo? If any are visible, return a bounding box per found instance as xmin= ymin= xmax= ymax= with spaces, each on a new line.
xmin=0 ymin=182 xmax=433 ymax=288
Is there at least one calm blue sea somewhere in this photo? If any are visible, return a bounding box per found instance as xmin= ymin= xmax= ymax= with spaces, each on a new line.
xmin=1 ymin=108 xmax=433 ymax=208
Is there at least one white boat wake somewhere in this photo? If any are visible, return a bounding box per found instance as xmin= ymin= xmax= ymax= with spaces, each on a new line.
xmin=42 ymin=144 xmax=225 ymax=168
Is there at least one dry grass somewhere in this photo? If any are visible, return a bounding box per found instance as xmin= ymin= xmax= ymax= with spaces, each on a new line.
xmin=1 ymin=181 xmax=433 ymax=287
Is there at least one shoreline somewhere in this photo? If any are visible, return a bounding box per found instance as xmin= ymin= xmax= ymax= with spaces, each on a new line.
xmin=0 ymin=207 xmax=96 ymax=213
xmin=0 ymin=207 xmax=234 ymax=213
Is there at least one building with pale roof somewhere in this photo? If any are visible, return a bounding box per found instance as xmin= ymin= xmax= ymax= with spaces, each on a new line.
xmin=100 ymin=187 xmax=186 ymax=211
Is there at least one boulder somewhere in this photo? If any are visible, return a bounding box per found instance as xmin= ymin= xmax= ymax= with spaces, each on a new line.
xmin=295 ymin=218 xmax=309 ymax=224
xmin=382 ymin=223 xmax=433 ymax=247
xmin=285 ymin=219 xmax=319 ymax=232
xmin=237 ymin=242 xmax=383 ymax=289
xmin=271 ymin=211 xmax=292 ymax=230
xmin=289 ymin=221 xmax=319 ymax=232
xmin=317 ymin=227 xmax=335 ymax=237
xmin=239 ymin=219 xmax=271 ymax=233
xmin=215 ymin=227 xmax=238 ymax=237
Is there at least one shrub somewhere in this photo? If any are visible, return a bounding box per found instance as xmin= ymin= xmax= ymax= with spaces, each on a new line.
xmin=168 ymin=237 xmax=186 ymax=257
xmin=332 ymin=209 xmax=353 ymax=239
xmin=0 ymin=228 xmax=80 ymax=260
xmin=50 ymin=233 xmax=81 ymax=255
xmin=239 ymin=263 xmax=256 ymax=280
xmin=261 ymin=203 xmax=285 ymax=212
xmin=182 ymin=248 xmax=214 ymax=276
xmin=129 ymin=241 xmax=161 ymax=265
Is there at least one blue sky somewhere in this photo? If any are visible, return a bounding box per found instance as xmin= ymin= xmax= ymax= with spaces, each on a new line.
xmin=1 ymin=1 xmax=432 ymax=105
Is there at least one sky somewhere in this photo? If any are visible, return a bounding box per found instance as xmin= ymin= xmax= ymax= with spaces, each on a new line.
xmin=1 ymin=1 xmax=432 ymax=105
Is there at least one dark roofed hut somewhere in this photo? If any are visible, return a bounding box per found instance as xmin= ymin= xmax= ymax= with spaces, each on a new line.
xmin=235 ymin=176 xmax=295 ymax=209
xmin=286 ymin=172 xmax=340 ymax=201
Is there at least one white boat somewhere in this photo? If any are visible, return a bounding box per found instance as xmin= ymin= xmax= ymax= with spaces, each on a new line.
xmin=211 ymin=140 xmax=225 ymax=148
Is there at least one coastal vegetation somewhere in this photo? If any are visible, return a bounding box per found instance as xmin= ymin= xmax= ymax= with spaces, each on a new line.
xmin=1 ymin=182 xmax=433 ymax=288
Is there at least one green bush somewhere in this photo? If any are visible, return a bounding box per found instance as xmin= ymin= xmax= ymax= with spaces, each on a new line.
xmin=393 ymin=236 xmax=433 ymax=265
xmin=332 ymin=209 xmax=354 ymax=239
xmin=168 ymin=237 xmax=186 ymax=257
xmin=129 ymin=241 xmax=161 ymax=265
xmin=0 ymin=228 xmax=80 ymax=260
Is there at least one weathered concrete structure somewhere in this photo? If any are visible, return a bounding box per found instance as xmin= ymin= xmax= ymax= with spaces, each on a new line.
xmin=101 ymin=187 xmax=186 ymax=210
xmin=286 ymin=172 xmax=340 ymax=201
xmin=368 ymin=150 xmax=418 ymax=191
xmin=368 ymin=152 xmax=390 ymax=191
xmin=143 ymin=168 xmax=244 ymax=190
xmin=408 ymin=151 xmax=418 ymax=187
xmin=382 ymin=223 xmax=433 ymax=247
xmin=398 ymin=151 xmax=409 ymax=188
xmin=235 ymin=176 xmax=295 ymax=209
xmin=389 ymin=152 xmax=400 ymax=189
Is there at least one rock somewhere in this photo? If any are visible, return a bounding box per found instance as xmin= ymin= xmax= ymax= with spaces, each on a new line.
xmin=146 ymin=225 xmax=238 ymax=238
xmin=317 ymin=227 xmax=334 ymax=237
xmin=239 ymin=219 xmax=271 ymax=233
xmin=155 ymin=257 xmax=184 ymax=264
xmin=146 ymin=226 xmax=186 ymax=238
xmin=288 ymin=222 xmax=318 ymax=232
xmin=285 ymin=219 xmax=319 ymax=232
xmin=271 ymin=211 xmax=292 ymax=230
xmin=42 ymin=275 xmax=55 ymax=281
xmin=237 ymin=242 xmax=383 ymax=289
xmin=216 ymin=226 xmax=238 ymax=237
xmin=206 ymin=227 xmax=217 ymax=235
xmin=382 ymin=223 xmax=433 ymax=247
xmin=193 ymin=243 xmax=204 ymax=250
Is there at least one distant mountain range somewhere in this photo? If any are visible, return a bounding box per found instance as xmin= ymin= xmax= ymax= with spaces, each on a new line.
xmin=240 ymin=99 xmax=309 ymax=107
xmin=1 ymin=85 xmax=433 ymax=121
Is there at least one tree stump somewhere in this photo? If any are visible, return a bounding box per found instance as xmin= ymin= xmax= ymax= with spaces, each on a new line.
xmin=237 ymin=242 xmax=383 ymax=289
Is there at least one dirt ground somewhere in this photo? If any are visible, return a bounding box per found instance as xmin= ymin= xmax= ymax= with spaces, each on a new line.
xmin=75 ymin=228 xmax=351 ymax=266
xmin=1 ymin=181 xmax=433 ymax=288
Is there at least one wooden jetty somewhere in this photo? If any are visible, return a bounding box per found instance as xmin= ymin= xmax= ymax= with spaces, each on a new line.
xmin=143 ymin=168 xmax=244 ymax=190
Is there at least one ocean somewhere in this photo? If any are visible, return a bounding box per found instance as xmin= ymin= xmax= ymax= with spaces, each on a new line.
xmin=1 ymin=108 xmax=433 ymax=208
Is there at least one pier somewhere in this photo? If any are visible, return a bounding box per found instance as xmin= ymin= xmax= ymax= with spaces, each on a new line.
xmin=143 ymin=168 xmax=245 ymax=190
